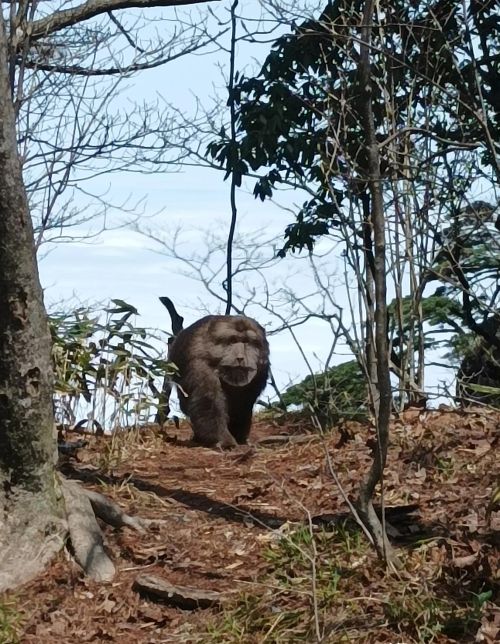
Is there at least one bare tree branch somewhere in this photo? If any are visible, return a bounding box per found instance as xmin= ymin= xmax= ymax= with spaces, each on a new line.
xmin=27 ymin=1 xmax=217 ymax=42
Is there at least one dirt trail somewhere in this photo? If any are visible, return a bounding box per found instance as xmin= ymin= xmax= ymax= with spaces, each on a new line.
xmin=5 ymin=409 xmax=499 ymax=643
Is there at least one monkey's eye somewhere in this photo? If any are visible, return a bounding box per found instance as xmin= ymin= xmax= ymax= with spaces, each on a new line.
xmin=219 ymin=335 xmax=240 ymax=344
xmin=214 ymin=335 xmax=238 ymax=345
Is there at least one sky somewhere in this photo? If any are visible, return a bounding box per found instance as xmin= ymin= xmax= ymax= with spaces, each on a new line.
xmin=35 ymin=0 xmax=454 ymax=406
xmin=39 ymin=168 xmax=340 ymax=397
xmin=35 ymin=1 xmax=339 ymax=398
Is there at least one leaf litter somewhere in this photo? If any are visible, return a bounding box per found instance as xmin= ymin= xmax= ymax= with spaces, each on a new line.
xmin=1 ymin=407 xmax=498 ymax=643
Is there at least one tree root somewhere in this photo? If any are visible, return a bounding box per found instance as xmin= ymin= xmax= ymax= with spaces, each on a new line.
xmin=1 ymin=476 xmax=157 ymax=591
xmin=83 ymin=487 xmax=154 ymax=533
xmin=133 ymin=573 xmax=224 ymax=609
xmin=61 ymin=479 xmax=116 ymax=582
xmin=60 ymin=477 xmax=154 ymax=582
xmin=0 ymin=492 xmax=66 ymax=593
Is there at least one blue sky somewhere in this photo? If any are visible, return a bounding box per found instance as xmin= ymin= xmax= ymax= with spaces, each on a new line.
xmin=38 ymin=165 xmax=340 ymax=395
xmin=35 ymin=1 xmax=454 ymax=403
xmin=35 ymin=1 xmax=337 ymax=396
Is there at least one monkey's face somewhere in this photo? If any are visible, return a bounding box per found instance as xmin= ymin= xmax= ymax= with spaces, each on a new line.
xmin=210 ymin=320 xmax=264 ymax=387
xmin=218 ymin=340 xmax=261 ymax=386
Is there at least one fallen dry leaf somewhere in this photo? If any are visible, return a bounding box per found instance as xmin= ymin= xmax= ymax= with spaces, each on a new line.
xmin=11 ymin=411 xmax=500 ymax=644
xmin=452 ymin=552 xmax=478 ymax=568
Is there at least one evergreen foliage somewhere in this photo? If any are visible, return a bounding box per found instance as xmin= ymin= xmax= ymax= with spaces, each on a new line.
xmin=281 ymin=360 xmax=368 ymax=426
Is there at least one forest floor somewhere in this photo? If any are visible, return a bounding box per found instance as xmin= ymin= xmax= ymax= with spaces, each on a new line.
xmin=1 ymin=407 xmax=499 ymax=643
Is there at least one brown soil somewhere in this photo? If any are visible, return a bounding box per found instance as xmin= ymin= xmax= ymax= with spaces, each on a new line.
xmin=2 ymin=408 xmax=499 ymax=643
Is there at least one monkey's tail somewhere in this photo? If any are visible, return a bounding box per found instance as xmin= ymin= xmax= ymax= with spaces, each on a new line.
xmin=159 ymin=296 xmax=184 ymax=335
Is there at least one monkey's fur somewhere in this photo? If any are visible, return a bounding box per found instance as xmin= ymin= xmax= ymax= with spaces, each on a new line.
xmin=168 ymin=315 xmax=269 ymax=448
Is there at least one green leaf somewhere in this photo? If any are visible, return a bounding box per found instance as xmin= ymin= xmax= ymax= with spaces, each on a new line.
xmin=106 ymin=299 xmax=139 ymax=315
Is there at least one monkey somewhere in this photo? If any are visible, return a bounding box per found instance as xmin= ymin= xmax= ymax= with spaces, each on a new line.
xmin=160 ymin=298 xmax=269 ymax=448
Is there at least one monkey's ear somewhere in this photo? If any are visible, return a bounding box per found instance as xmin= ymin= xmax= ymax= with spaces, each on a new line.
xmin=159 ymin=297 xmax=184 ymax=335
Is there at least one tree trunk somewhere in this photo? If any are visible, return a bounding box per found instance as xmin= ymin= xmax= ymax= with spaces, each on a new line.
xmin=360 ymin=190 xmax=379 ymax=413
xmin=0 ymin=13 xmax=65 ymax=592
xmin=356 ymin=0 xmax=398 ymax=567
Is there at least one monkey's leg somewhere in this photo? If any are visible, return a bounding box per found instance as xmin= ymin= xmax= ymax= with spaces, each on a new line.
xmin=181 ymin=363 xmax=237 ymax=448
xmin=226 ymin=391 xmax=255 ymax=444
xmin=228 ymin=412 xmax=253 ymax=444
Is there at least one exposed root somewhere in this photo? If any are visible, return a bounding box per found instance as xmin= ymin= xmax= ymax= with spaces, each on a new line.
xmin=58 ymin=476 xmax=157 ymax=582
xmin=0 ymin=491 xmax=66 ymax=593
xmin=1 ymin=475 xmax=156 ymax=591
xmin=61 ymin=479 xmax=116 ymax=582
xmin=83 ymin=488 xmax=157 ymax=533
xmin=133 ymin=573 xmax=224 ymax=609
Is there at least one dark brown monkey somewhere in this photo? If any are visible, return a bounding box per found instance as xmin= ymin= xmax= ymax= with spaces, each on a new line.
xmin=161 ymin=299 xmax=269 ymax=448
